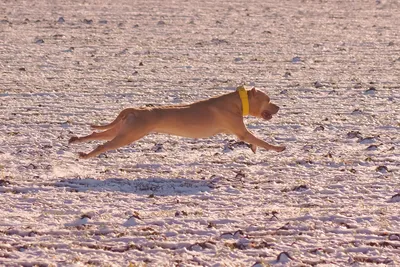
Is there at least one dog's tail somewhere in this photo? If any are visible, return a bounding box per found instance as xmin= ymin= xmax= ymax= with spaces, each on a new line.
xmin=90 ymin=108 xmax=135 ymax=130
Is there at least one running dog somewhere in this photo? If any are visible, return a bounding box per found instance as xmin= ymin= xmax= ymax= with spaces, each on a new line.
xmin=69 ymin=86 xmax=286 ymax=159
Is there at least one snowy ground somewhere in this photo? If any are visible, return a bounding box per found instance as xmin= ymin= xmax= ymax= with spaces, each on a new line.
xmin=1 ymin=0 xmax=399 ymax=266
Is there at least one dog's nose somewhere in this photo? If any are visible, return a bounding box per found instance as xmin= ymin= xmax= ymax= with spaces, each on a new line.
xmin=271 ymin=103 xmax=279 ymax=114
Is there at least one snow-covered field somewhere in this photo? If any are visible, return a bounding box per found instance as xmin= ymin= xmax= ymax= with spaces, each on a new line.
xmin=1 ymin=0 xmax=399 ymax=266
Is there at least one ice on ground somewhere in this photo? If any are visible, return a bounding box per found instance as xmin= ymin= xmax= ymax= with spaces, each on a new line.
xmin=0 ymin=0 xmax=399 ymax=266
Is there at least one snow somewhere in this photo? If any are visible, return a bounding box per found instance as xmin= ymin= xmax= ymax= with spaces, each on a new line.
xmin=1 ymin=0 xmax=400 ymax=266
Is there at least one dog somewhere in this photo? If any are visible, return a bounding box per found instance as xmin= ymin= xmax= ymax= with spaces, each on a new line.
xmin=69 ymin=86 xmax=286 ymax=159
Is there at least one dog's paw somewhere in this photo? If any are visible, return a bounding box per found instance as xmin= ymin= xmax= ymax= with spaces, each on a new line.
xmin=78 ymin=152 xmax=88 ymax=159
xmin=250 ymin=144 xmax=257 ymax=154
xmin=275 ymin=146 xmax=286 ymax=152
xmin=69 ymin=136 xmax=79 ymax=144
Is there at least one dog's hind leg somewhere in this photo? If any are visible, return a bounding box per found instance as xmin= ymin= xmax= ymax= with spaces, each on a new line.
xmin=90 ymin=108 xmax=136 ymax=130
xmin=78 ymin=115 xmax=152 ymax=159
xmin=69 ymin=122 xmax=121 ymax=144
xmin=78 ymin=131 xmax=148 ymax=159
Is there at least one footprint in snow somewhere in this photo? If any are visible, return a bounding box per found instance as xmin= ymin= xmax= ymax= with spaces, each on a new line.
xmin=358 ymin=136 xmax=379 ymax=144
xmin=314 ymin=125 xmax=324 ymax=131
xmin=366 ymin=144 xmax=380 ymax=151
xmin=364 ymin=87 xmax=377 ymax=95
xmin=152 ymin=143 xmax=164 ymax=152
xmin=34 ymin=38 xmax=44 ymax=44
xmin=267 ymin=252 xmax=294 ymax=264
xmin=351 ymin=109 xmax=363 ymax=115
xmin=123 ymin=216 xmax=139 ymax=227
xmin=347 ymin=131 xmax=362 ymax=138
xmin=388 ymin=193 xmax=400 ymax=203
xmin=314 ymin=81 xmax=324 ymax=88
xmin=65 ymin=215 xmax=90 ymax=227
xmin=83 ymin=19 xmax=93 ymax=24
xmin=376 ymin=165 xmax=389 ymax=173
xmin=291 ymin=56 xmax=301 ymax=63
xmin=0 ymin=179 xmax=11 ymax=186
xmin=220 ymin=230 xmax=244 ymax=239
xmin=292 ymin=184 xmax=309 ymax=192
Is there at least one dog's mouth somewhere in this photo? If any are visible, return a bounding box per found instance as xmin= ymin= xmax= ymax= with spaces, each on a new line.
xmin=262 ymin=111 xmax=273 ymax=120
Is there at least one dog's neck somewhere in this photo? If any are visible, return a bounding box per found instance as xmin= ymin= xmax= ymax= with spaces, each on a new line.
xmin=237 ymin=86 xmax=249 ymax=116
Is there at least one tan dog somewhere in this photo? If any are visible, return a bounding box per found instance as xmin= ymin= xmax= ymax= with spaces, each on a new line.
xmin=69 ymin=87 xmax=286 ymax=159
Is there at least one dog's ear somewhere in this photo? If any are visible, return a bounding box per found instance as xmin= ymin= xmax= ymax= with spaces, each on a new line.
xmin=250 ymin=87 xmax=256 ymax=97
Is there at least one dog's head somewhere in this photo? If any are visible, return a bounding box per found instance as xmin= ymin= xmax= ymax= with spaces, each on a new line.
xmin=249 ymin=88 xmax=280 ymax=120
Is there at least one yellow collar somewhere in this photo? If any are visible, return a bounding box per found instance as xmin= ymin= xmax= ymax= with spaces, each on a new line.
xmin=237 ymin=86 xmax=249 ymax=116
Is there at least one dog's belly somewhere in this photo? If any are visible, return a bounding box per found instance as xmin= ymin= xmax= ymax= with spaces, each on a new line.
xmin=153 ymin=126 xmax=223 ymax=138
xmin=150 ymin=107 xmax=225 ymax=138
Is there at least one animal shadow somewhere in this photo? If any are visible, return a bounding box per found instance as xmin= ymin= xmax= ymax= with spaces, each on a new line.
xmin=55 ymin=177 xmax=211 ymax=196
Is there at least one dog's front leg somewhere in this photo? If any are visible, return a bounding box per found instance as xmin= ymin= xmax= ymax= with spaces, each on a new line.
xmin=236 ymin=130 xmax=285 ymax=153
